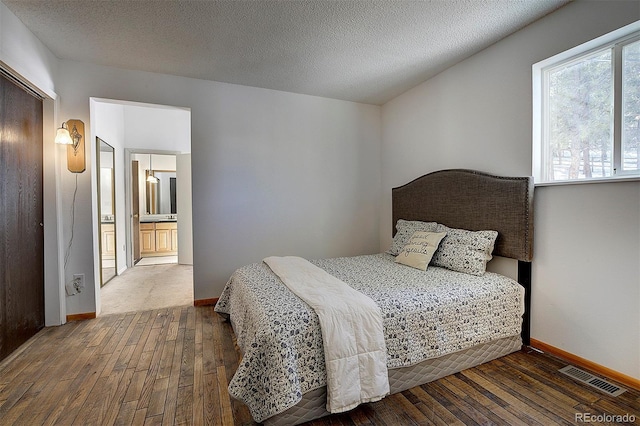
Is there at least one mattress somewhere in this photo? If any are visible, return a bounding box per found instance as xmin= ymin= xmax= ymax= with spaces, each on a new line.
xmin=215 ymin=253 xmax=524 ymax=423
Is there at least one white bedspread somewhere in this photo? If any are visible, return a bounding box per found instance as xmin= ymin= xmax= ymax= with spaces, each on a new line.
xmin=263 ymin=256 xmax=389 ymax=413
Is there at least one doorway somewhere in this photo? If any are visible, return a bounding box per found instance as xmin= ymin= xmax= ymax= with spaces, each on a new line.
xmin=91 ymin=99 xmax=193 ymax=315
xmin=131 ymin=151 xmax=180 ymax=266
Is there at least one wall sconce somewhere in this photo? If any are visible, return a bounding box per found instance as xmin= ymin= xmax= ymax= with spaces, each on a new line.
xmin=55 ymin=119 xmax=85 ymax=173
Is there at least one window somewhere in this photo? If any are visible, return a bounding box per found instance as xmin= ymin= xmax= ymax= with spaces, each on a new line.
xmin=533 ymin=22 xmax=640 ymax=184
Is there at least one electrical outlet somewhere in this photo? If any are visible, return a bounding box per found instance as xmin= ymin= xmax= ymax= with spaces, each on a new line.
xmin=65 ymin=280 xmax=78 ymax=296
xmin=73 ymin=273 xmax=85 ymax=292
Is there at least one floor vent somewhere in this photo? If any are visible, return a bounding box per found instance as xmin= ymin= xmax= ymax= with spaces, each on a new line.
xmin=559 ymin=366 xmax=626 ymax=397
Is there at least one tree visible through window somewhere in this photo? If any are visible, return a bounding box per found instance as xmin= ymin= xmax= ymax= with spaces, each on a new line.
xmin=547 ymin=49 xmax=612 ymax=180
xmin=534 ymin=26 xmax=640 ymax=184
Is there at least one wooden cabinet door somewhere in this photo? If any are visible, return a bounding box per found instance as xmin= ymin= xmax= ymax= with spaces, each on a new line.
xmin=155 ymin=229 xmax=171 ymax=252
xmin=140 ymin=229 xmax=155 ymax=254
xmin=101 ymin=224 xmax=116 ymax=259
xmin=171 ymin=228 xmax=178 ymax=252
xmin=0 ymin=73 xmax=44 ymax=362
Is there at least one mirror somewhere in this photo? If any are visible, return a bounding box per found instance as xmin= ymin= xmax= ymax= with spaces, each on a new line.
xmin=97 ymin=138 xmax=117 ymax=286
xmin=146 ymin=170 xmax=177 ymax=215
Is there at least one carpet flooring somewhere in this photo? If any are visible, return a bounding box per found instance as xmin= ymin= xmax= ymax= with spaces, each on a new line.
xmin=136 ymin=255 xmax=178 ymax=266
xmin=100 ymin=263 xmax=193 ymax=315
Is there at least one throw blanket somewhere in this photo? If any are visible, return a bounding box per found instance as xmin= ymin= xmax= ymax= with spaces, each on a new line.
xmin=263 ymin=256 xmax=390 ymax=413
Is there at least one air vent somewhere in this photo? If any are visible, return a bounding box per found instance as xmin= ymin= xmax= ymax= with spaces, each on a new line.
xmin=559 ymin=366 xmax=626 ymax=397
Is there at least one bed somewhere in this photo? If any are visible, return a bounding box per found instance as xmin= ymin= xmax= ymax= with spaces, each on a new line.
xmin=214 ymin=169 xmax=534 ymax=425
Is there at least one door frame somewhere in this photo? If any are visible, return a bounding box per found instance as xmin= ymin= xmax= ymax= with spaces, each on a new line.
xmin=132 ymin=159 xmax=141 ymax=264
xmin=0 ymin=65 xmax=65 ymax=326
xmin=46 ymin=97 xmax=67 ymax=326
xmin=124 ymin=149 xmax=184 ymax=268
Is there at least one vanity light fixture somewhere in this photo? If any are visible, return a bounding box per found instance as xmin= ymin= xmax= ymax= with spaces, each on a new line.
xmin=55 ymin=119 xmax=85 ymax=173
xmin=146 ymin=153 xmax=158 ymax=183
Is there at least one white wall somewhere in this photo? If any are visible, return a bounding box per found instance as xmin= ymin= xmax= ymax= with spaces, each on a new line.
xmin=123 ymin=104 xmax=191 ymax=152
xmin=89 ymin=101 xmax=127 ymax=314
xmin=53 ymin=60 xmax=381 ymax=311
xmin=191 ymin=84 xmax=382 ymax=298
xmin=381 ymin=1 xmax=640 ymax=379
xmin=534 ymin=182 xmax=639 ymax=378
xmin=0 ymin=2 xmax=57 ymax=96
xmin=177 ymin=153 xmax=193 ymax=265
xmin=0 ymin=2 xmax=63 ymax=325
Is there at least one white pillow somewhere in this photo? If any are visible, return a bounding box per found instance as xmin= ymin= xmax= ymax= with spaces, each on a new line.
xmin=395 ymin=231 xmax=447 ymax=271
xmin=387 ymin=219 xmax=439 ymax=256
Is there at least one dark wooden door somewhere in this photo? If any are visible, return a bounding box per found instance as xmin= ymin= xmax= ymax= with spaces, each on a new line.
xmin=132 ymin=160 xmax=141 ymax=264
xmin=0 ymin=72 xmax=44 ymax=362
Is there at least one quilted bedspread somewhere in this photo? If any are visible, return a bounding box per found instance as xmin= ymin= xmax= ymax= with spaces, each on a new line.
xmin=264 ymin=256 xmax=389 ymax=413
xmin=214 ymin=253 xmax=524 ymax=422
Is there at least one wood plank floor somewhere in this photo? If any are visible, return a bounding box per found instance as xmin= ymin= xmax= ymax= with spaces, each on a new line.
xmin=0 ymin=306 xmax=637 ymax=425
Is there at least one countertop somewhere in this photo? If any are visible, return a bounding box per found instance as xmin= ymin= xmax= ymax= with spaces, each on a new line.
xmin=140 ymin=214 xmax=177 ymax=223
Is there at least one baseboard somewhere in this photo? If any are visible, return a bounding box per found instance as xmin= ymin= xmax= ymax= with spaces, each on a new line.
xmin=194 ymin=297 xmax=218 ymax=307
xmin=530 ymin=338 xmax=640 ymax=391
xmin=66 ymin=312 xmax=96 ymax=322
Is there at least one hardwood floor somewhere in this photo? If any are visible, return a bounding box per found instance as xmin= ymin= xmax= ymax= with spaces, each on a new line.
xmin=0 ymin=305 xmax=637 ymax=425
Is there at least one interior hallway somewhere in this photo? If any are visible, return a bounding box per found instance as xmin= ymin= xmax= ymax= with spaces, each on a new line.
xmin=100 ymin=263 xmax=193 ymax=315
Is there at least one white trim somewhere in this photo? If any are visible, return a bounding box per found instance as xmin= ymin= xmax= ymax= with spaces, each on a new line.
xmin=48 ymin=97 xmax=67 ymax=326
xmin=532 ymin=62 xmax=543 ymax=181
xmin=532 ymin=20 xmax=640 ymax=185
xmin=0 ymin=60 xmax=55 ymax=100
xmin=619 ymin=36 xmax=640 ymax=175
xmin=124 ymin=148 xmax=134 ymax=268
xmin=90 ymin=103 xmax=101 ymax=316
xmin=535 ymin=175 xmax=640 ymax=187
xmin=91 ymin=97 xmax=190 ymax=111
xmin=613 ymin=42 xmax=623 ymax=174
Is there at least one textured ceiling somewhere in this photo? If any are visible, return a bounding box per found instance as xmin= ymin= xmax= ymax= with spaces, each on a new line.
xmin=3 ymin=0 xmax=569 ymax=105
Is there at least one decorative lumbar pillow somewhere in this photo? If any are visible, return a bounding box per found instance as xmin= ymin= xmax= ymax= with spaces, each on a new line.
xmin=387 ymin=219 xmax=439 ymax=256
xmin=395 ymin=231 xmax=447 ymax=271
xmin=431 ymin=224 xmax=498 ymax=276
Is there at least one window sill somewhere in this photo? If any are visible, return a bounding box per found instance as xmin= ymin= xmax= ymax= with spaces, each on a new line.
xmin=535 ymin=175 xmax=640 ymax=187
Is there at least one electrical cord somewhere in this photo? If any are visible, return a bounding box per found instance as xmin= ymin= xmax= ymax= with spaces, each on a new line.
xmin=63 ymin=173 xmax=78 ymax=269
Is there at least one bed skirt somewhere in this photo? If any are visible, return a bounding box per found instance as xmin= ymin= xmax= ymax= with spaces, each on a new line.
xmin=264 ymin=335 xmax=522 ymax=425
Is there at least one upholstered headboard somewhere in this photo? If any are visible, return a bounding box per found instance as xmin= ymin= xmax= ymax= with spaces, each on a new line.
xmin=392 ymin=169 xmax=534 ymax=345
xmin=392 ymin=169 xmax=534 ymax=262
